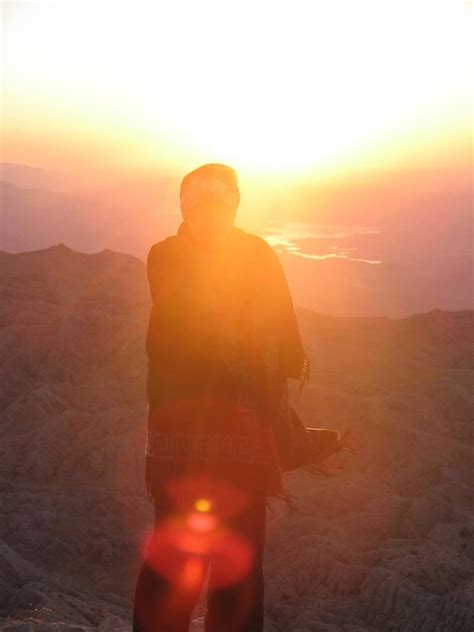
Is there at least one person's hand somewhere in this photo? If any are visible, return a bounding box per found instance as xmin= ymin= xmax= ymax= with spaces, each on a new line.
xmin=307 ymin=428 xmax=341 ymax=462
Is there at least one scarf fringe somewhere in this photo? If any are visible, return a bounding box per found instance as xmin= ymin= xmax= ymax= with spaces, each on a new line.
xmin=293 ymin=356 xmax=311 ymax=402
xmin=301 ymin=431 xmax=355 ymax=477
xmin=268 ymin=430 xmax=355 ymax=510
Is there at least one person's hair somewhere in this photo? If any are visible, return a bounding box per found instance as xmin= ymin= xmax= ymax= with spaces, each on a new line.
xmin=180 ymin=163 xmax=240 ymax=204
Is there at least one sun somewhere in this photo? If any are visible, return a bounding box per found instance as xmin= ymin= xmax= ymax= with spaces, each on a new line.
xmin=3 ymin=0 xmax=471 ymax=177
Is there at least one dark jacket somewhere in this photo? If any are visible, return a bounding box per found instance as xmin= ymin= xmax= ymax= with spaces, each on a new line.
xmin=144 ymin=220 xmax=308 ymax=501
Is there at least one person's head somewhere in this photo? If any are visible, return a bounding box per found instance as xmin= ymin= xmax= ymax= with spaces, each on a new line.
xmin=180 ymin=163 xmax=240 ymax=250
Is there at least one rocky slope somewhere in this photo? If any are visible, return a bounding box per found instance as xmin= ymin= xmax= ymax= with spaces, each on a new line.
xmin=0 ymin=245 xmax=472 ymax=631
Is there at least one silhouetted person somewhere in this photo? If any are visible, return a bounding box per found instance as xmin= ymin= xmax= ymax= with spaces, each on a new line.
xmin=133 ymin=163 xmax=309 ymax=632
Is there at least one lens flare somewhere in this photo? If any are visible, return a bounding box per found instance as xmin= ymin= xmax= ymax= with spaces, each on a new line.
xmin=166 ymin=473 xmax=249 ymax=518
xmin=143 ymin=474 xmax=256 ymax=588
xmin=186 ymin=510 xmax=217 ymax=533
xmin=195 ymin=497 xmax=212 ymax=512
xmin=181 ymin=556 xmax=207 ymax=591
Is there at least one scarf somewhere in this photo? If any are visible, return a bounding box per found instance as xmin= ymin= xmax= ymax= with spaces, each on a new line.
xmin=144 ymin=220 xmax=310 ymax=509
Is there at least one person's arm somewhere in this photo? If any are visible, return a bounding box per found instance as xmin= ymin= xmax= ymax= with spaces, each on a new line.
xmin=145 ymin=242 xmax=170 ymax=362
xmin=144 ymin=244 xmax=159 ymax=501
xmin=145 ymin=243 xmax=166 ymax=408
xmin=146 ymin=244 xmax=160 ymax=303
xmin=145 ymin=245 xmax=157 ymax=359
xmin=260 ymin=240 xmax=311 ymax=388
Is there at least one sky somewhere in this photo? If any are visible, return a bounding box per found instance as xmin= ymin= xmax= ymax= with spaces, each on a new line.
xmin=1 ymin=0 xmax=472 ymax=186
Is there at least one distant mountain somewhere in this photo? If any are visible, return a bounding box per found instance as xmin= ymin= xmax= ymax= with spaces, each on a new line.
xmin=0 ymin=163 xmax=57 ymax=190
xmin=280 ymin=233 xmax=473 ymax=318
xmin=0 ymin=167 xmax=179 ymax=258
xmin=287 ymin=163 xmax=473 ymax=230
xmin=0 ymin=179 xmax=178 ymax=258
xmin=0 ymin=162 xmax=97 ymax=194
xmin=275 ymin=164 xmax=474 ymax=317
xmin=2 ymin=181 xmax=472 ymax=318
xmin=0 ymin=245 xmax=473 ymax=630
xmin=0 ymin=181 xmax=100 ymax=253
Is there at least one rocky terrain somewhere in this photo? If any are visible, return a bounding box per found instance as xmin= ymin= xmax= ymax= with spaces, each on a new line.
xmin=0 ymin=244 xmax=472 ymax=631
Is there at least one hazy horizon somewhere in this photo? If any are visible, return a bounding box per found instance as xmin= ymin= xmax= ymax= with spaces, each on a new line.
xmin=1 ymin=157 xmax=472 ymax=319
xmin=1 ymin=1 xmax=472 ymax=313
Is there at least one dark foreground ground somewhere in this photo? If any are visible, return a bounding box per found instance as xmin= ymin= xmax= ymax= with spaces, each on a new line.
xmin=0 ymin=246 xmax=472 ymax=631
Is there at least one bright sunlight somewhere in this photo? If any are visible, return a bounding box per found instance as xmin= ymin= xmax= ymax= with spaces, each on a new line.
xmin=3 ymin=0 xmax=471 ymax=177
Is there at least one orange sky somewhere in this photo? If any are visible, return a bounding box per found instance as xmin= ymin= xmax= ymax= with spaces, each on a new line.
xmin=1 ymin=1 xmax=472 ymax=185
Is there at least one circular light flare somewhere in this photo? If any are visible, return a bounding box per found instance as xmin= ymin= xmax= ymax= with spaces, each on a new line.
xmin=186 ymin=510 xmax=217 ymax=533
xmin=146 ymin=514 xmax=254 ymax=588
xmin=195 ymin=498 xmax=212 ymax=513
xmin=139 ymin=473 xmax=257 ymax=589
xmin=181 ymin=557 xmax=207 ymax=591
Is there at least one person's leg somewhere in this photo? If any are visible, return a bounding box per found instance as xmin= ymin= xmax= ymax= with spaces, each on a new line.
xmin=205 ymin=489 xmax=267 ymax=632
xmin=133 ymin=479 xmax=209 ymax=632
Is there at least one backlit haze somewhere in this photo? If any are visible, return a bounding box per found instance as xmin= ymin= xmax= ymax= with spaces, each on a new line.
xmin=1 ymin=0 xmax=472 ymax=315
xmin=1 ymin=6 xmax=473 ymax=629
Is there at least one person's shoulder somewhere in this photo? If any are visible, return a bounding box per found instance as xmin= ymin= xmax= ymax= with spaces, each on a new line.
xmin=148 ymin=235 xmax=176 ymax=253
xmin=147 ymin=235 xmax=177 ymax=266
xmin=232 ymin=226 xmax=275 ymax=260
